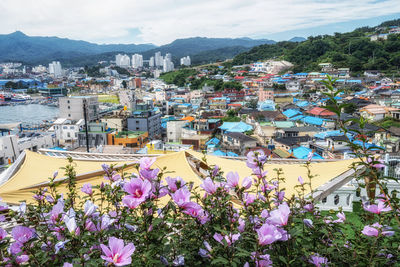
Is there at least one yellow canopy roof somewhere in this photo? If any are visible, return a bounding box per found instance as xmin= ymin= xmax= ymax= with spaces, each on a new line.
xmin=186 ymin=150 xmax=359 ymax=198
xmin=0 ymin=150 xmax=203 ymax=205
xmin=0 ymin=150 xmax=358 ymax=205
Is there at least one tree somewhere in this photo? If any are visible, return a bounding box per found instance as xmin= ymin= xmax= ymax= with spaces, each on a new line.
xmin=247 ymin=99 xmax=258 ymax=109
xmin=344 ymin=103 xmax=358 ymax=114
xmin=121 ymin=80 xmax=127 ymax=89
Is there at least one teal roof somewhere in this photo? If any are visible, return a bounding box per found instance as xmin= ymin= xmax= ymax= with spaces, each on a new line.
xmin=219 ymin=121 xmax=253 ymax=133
xmin=283 ymin=109 xmax=302 ymax=118
xmin=301 ymin=116 xmax=325 ymax=126
xmin=274 ymin=121 xmax=295 ymax=128
xmin=289 ymin=146 xmax=324 ymax=160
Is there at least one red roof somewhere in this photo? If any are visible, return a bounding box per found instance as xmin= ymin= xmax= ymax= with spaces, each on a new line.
xmin=306 ymin=107 xmax=336 ymax=116
xmin=228 ymin=103 xmax=242 ymax=107
xmin=234 ymin=76 xmax=245 ymax=80
xmin=237 ymin=70 xmax=248 ymax=73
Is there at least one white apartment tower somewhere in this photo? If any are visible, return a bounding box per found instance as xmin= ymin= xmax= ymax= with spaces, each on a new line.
xmin=163 ymin=58 xmax=174 ymax=73
xmin=149 ymin=57 xmax=155 ymax=67
xmin=49 ymin=61 xmax=62 ymax=78
xmin=180 ymin=56 xmax=191 ymax=66
xmin=132 ymin=54 xmax=143 ymax=68
xmin=155 ymin=52 xmax=163 ymax=67
xmin=115 ymin=54 xmax=131 ymax=68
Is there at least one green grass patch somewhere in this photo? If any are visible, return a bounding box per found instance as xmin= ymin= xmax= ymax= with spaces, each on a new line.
xmin=98 ymin=94 xmax=119 ymax=104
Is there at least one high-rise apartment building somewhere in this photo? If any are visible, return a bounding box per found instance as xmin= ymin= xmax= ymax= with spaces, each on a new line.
xmin=149 ymin=57 xmax=155 ymax=67
xmin=163 ymin=56 xmax=174 ymax=72
xmin=180 ymin=56 xmax=191 ymax=66
xmin=115 ymin=54 xmax=131 ymax=67
xmin=155 ymin=52 xmax=163 ymax=67
xmin=131 ymin=54 xmax=143 ymax=68
xmin=49 ymin=61 xmax=62 ymax=78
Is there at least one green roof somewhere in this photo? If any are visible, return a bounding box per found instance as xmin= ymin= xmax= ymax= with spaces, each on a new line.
xmin=115 ymin=131 xmax=146 ymax=138
xmin=274 ymin=121 xmax=295 ymax=128
xmin=273 ymin=149 xmax=290 ymax=158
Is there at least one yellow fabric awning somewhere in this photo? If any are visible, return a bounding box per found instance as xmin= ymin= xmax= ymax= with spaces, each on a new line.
xmin=0 ymin=150 xmax=358 ymax=205
xmin=186 ymin=150 xmax=359 ymax=198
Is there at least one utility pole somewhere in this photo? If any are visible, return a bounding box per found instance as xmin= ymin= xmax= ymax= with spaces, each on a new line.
xmin=83 ymin=100 xmax=90 ymax=153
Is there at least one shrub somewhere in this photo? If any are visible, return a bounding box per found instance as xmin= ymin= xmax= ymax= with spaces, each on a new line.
xmin=0 ymin=77 xmax=398 ymax=266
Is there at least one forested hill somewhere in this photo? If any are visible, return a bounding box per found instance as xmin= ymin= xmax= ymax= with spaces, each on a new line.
xmin=232 ymin=19 xmax=400 ymax=74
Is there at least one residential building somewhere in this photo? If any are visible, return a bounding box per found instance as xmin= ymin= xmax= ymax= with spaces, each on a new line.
xmin=127 ymin=102 xmax=162 ymax=139
xmin=77 ymin=122 xmax=113 ymax=148
xmin=59 ymin=96 xmax=99 ymax=121
xmin=222 ymin=132 xmax=258 ymax=155
xmin=181 ymin=135 xmax=209 ymax=151
xmin=52 ymin=118 xmax=84 ymax=149
xmin=115 ymin=54 xmax=131 ymax=68
xmin=107 ymin=131 xmax=148 ymax=149
xmin=163 ymin=57 xmax=174 ymax=72
xmin=285 ymin=80 xmax=301 ymax=91
xmin=149 ymin=57 xmax=155 ymax=67
xmin=132 ymin=54 xmax=143 ymax=68
xmin=155 ymin=52 xmax=163 ymax=67
xmin=0 ymin=135 xmax=19 ymax=165
xmin=180 ymin=56 xmax=191 ymax=66
xmin=48 ymin=61 xmax=62 ymax=78
xmin=258 ymin=88 xmax=274 ymax=101
xmin=166 ymin=120 xmax=188 ymax=142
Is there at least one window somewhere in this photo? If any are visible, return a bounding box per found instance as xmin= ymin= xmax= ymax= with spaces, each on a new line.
xmin=334 ymin=195 xmax=339 ymax=205
xmin=68 ymin=114 xmax=71 ymax=117
xmin=356 ymin=188 xmax=361 ymax=197
xmin=346 ymin=195 xmax=351 ymax=206
xmin=67 ymin=133 xmax=70 ymax=138
xmin=322 ymin=197 xmax=327 ymax=203
xmin=68 ymin=106 xmax=70 ymax=109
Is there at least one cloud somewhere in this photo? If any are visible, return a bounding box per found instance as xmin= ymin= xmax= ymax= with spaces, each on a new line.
xmin=0 ymin=0 xmax=399 ymax=45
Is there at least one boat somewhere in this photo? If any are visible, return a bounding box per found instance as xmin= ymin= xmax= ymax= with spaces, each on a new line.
xmin=11 ymin=94 xmax=31 ymax=102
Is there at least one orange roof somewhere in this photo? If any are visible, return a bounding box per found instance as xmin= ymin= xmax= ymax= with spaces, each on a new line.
xmin=306 ymin=107 xmax=335 ymax=116
xmin=228 ymin=103 xmax=242 ymax=107
xmin=181 ymin=116 xmax=195 ymax=122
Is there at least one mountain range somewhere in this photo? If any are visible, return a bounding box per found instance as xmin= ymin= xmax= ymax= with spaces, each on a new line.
xmin=0 ymin=31 xmax=276 ymax=66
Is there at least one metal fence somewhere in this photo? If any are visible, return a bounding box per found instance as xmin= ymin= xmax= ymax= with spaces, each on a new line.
xmin=384 ymin=154 xmax=400 ymax=179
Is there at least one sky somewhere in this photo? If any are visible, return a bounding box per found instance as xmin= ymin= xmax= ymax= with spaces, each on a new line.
xmin=1 ymin=0 xmax=400 ymax=45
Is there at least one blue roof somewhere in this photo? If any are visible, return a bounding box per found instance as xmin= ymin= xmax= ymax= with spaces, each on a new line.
xmin=213 ymin=150 xmax=227 ymax=156
xmin=219 ymin=121 xmax=253 ymax=133
xmin=295 ymin=73 xmax=308 ymax=76
xmin=296 ymin=101 xmax=309 ymax=108
xmin=227 ymin=151 xmax=239 ymax=157
xmin=208 ymin=119 xmax=221 ymax=123
xmin=352 ymin=140 xmax=383 ymax=150
xmin=289 ymin=146 xmax=324 ymax=160
xmin=49 ymin=147 xmax=67 ymax=151
xmin=301 ymin=116 xmax=324 ymax=126
xmin=314 ymin=130 xmax=343 ymax=139
xmin=289 ymin=115 xmax=305 ymax=121
xmin=283 ymin=109 xmax=302 ymax=118
xmin=206 ymin=137 xmax=220 ymax=146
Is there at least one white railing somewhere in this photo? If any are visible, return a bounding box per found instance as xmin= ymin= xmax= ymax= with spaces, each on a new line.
xmin=384 ymin=154 xmax=400 ymax=179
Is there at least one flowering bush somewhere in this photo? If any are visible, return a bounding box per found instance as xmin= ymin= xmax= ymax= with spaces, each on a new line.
xmin=0 ymin=149 xmax=398 ymax=266
xmin=0 ymin=78 xmax=399 ymax=266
